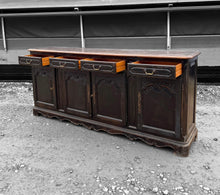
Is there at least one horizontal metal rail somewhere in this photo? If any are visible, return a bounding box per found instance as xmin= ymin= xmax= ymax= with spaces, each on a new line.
xmin=0 ymin=4 xmax=220 ymax=17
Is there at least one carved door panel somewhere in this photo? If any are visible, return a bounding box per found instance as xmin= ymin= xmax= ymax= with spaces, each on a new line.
xmin=92 ymin=72 xmax=126 ymax=126
xmin=32 ymin=67 xmax=57 ymax=110
xmin=62 ymin=69 xmax=91 ymax=118
xmin=137 ymin=77 xmax=182 ymax=139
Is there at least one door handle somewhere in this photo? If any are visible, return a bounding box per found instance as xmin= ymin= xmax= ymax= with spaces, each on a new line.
xmin=92 ymin=64 xmax=101 ymax=71
xmin=26 ymin=59 xmax=32 ymax=64
xmin=59 ymin=61 xmax=66 ymax=68
xmin=145 ymin=69 xmax=155 ymax=76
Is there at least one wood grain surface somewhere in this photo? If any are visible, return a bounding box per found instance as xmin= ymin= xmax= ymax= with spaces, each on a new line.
xmin=29 ymin=47 xmax=200 ymax=59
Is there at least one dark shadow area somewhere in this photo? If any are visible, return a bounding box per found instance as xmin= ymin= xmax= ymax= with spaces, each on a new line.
xmin=0 ymin=65 xmax=32 ymax=80
xmin=197 ymin=66 xmax=220 ymax=83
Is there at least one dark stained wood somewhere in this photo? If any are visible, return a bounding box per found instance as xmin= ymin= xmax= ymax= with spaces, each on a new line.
xmin=56 ymin=69 xmax=65 ymax=112
xmin=50 ymin=57 xmax=79 ymax=69
xmin=19 ymin=47 xmax=199 ymax=156
xmin=92 ymin=72 xmax=127 ymax=126
xmin=127 ymin=75 xmax=138 ymax=129
xmin=62 ymin=69 xmax=91 ymax=118
xmin=181 ymin=58 xmax=198 ymax=141
xmin=127 ymin=61 xmax=182 ymax=79
xmin=136 ymin=77 xmax=182 ymax=139
xmin=32 ymin=66 xmax=57 ymax=110
xmin=81 ymin=58 xmax=126 ymax=73
xmin=29 ymin=47 xmax=200 ymax=60
xmin=19 ymin=55 xmax=44 ymax=66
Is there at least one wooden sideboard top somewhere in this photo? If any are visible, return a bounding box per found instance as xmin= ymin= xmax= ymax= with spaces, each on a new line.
xmin=29 ymin=47 xmax=200 ymax=60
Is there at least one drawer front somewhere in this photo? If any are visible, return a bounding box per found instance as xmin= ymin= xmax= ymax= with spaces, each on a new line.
xmin=50 ymin=58 xmax=79 ymax=70
xmin=128 ymin=63 xmax=180 ymax=79
xmin=19 ymin=56 xmax=42 ymax=66
xmin=81 ymin=60 xmax=116 ymax=73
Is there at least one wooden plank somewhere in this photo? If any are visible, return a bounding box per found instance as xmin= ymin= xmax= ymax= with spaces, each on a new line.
xmin=29 ymin=47 xmax=200 ymax=59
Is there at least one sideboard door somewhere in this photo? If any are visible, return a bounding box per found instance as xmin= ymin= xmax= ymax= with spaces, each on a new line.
xmin=92 ymin=72 xmax=126 ymax=126
xmin=137 ymin=77 xmax=182 ymax=139
xmin=32 ymin=67 xmax=57 ymax=110
xmin=62 ymin=69 xmax=91 ymax=118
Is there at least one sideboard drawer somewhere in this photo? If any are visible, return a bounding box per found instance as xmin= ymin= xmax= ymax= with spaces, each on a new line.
xmin=128 ymin=61 xmax=182 ymax=79
xmin=80 ymin=58 xmax=126 ymax=73
xmin=19 ymin=55 xmax=53 ymax=66
xmin=50 ymin=56 xmax=81 ymax=70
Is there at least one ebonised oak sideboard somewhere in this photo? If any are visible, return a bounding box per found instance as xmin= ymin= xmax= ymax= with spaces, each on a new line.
xmin=19 ymin=47 xmax=200 ymax=156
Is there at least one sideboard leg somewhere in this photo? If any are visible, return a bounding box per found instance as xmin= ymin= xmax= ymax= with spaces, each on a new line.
xmin=194 ymin=132 xmax=198 ymax=142
xmin=33 ymin=109 xmax=40 ymax=116
xmin=175 ymin=146 xmax=190 ymax=157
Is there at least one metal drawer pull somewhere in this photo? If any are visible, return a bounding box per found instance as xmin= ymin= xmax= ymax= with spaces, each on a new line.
xmin=26 ymin=59 xmax=32 ymax=64
xmin=93 ymin=64 xmax=101 ymax=71
xmin=59 ymin=61 xmax=66 ymax=67
xmin=145 ymin=69 xmax=155 ymax=76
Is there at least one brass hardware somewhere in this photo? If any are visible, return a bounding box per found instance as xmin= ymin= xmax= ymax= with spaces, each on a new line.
xmin=59 ymin=61 xmax=66 ymax=67
xmin=50 ymin=87 xmax=53 ymax=91
xmin=145 ymin=69 xmax=155 ymax=76
xmin=26 ymin=59 xmax=32 ymax=64
xmin=93 ymin=64 xmax=101 ymax=71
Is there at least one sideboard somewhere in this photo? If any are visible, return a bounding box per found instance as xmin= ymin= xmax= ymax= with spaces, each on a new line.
xmin=18 ymin=47 xmax=200 ymax=156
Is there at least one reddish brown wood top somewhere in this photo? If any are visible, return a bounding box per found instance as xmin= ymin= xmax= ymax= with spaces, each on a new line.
xmin=29 ymin=47 xmax=200 ymax=60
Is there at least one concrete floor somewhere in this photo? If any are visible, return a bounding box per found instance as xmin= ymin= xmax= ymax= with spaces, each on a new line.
xmin=0 ymin=82 xmax=220 ymax=195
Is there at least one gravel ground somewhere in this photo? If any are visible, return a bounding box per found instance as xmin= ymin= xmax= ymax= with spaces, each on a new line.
xmin=0 ymin=82 xmax=220 ymax=195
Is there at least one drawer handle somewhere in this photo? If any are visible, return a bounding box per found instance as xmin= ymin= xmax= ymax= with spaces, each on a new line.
xmin=59 ymin=62 xmax=66 ymax=67
xmin=26 ymin=59 xmax=32 ymax=64
xmin=93 ymin=64 xmax=101 ymax=71
xmin=145 ymin=69 xmax=155 ymax=76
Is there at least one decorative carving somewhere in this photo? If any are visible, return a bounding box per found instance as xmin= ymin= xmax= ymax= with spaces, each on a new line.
xmin=97 ymin=78 xmax=120 ymax=89
xmin=128 ymin=66 xmax=174 ymax=78
xmin=33 ymin=108 xmax=197 ymax=157
xmin=81 ymin=62 xmax=113 ymax=72
xmin=64 ymin=71 xmax=86 ymax=84
xmin=96 ymin=78 xmax=121 ymax=96
xmin=19 ymin=57 xmax=41 ymax=66
xmin=50 ymin=59 xmax=78 ymax=69
xmin=142 ymin=78 xmax=176 ymax=95
xmin=138 ymin=91 xmax=141 ymax=115
xmin=34 ymin=68 xmax=53 ymax=79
